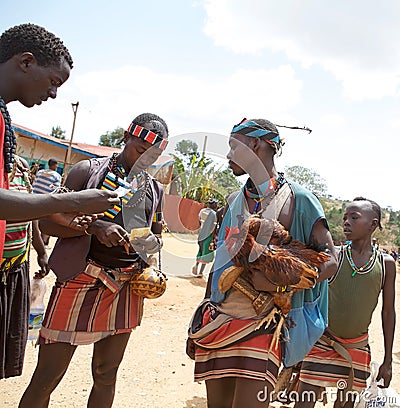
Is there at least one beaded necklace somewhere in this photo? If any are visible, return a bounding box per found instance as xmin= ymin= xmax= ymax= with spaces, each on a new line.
xmin=0 ymin=96 xmax=17 ymax=173
xmin=244 ymin=172 xmax=286 ymax=214
xmin=101 ymin=153 xmax=149 ymax=220
xmin=345 ymin=244 xmax=377 ymax=277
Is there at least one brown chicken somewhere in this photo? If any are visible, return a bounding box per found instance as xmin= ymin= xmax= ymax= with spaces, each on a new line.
xmin=219 ymin=216 xmax=329 ymax=314
xmin=218 ymin=216 xmax=329 ymax=348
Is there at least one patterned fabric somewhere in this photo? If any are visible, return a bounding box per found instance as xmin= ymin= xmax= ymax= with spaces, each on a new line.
xmin=39 ymin=266 xmax=143 ymax=346
xmin=231 ymin=119 xmax=280 ymax=143
xmin=32 ymin=169 xmax=61 ymax=194
xmin=3 ymin=166 xmax=30 ymax=259
xmin=299 ymin=333 xmax=371 ymax=392
xmin=194 ymin=307 xmax=281 ymax=384
xmin=127 ymin=123 xmax=168 ymax=150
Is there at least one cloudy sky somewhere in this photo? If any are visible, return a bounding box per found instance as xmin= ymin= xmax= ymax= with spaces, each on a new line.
xmin=2 ymin=0 xmax=400 ymax=209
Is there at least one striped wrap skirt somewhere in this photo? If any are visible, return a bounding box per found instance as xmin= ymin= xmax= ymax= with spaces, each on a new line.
xmin=299 ymin=332 xmax=371 ymax=392
xmin=193 ymin=304 xmax=281 ymax=386
xmin=39 ymin=264 xmax=143 ymax=346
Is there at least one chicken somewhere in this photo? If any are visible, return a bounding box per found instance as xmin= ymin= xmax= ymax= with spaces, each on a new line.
xmin=219 ymin=216 xmax=329 ymax=337
xmin=218 ymin=216 xmax=330 ymax=348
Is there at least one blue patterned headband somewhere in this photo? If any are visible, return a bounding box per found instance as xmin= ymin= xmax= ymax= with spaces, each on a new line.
xmin=231 ymin=118 xmax=281 ymax=146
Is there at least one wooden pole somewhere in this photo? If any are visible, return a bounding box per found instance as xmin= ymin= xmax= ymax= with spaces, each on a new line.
xmin=201 ymin=134 xmax=208 ymax=157
xmin=63 ymin=102 xmax=79 ymax=180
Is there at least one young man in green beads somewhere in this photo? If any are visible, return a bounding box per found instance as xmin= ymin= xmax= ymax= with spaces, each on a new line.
xmin=0 ymin=23 xmax=119 ymax=256
xmin=295 ymin=197 xmax=396 ymax=408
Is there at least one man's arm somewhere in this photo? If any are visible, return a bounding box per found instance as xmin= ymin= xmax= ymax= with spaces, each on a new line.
xmin=0 ymin=188 xmax=118 ymax=220
xmin=38 ymin=160 xmax=96 ymax=238
xmin=376 ymin=254 xmax=396 ymax=387
xmin=308 ymin=218 xmax=338 ymax=281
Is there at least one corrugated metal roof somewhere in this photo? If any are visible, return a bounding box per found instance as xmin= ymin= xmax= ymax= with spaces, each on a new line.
xmin=13 ymin=123 xmax=121 ymax=157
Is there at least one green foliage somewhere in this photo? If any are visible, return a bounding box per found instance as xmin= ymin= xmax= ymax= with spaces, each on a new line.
xmin=285 ymin=165 xmax=328 ymax=197
xmin=50 ymin=125 xmax=66 ymax=140
xmin=172 ymin=139 xmax=241 ymax=205
xmin=99 ymin=127 xmax=125 ymax=147
xmin=172 ymin=152 xmax=215 ymax=203
xmin=175 ymin=140 xmax=198 ymax=158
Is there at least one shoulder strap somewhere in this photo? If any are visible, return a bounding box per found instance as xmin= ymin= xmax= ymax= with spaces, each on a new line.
xmin=221 ymin=190 xmax=241 ymax=219
xmin=262 ymin=182 xmax=291 ymax=220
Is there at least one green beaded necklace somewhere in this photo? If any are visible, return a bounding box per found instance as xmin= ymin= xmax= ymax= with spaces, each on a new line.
xmin=345 ymin=244 xmax=377 ymax=277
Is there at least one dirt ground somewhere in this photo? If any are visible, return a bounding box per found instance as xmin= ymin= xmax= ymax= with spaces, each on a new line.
xmin=1 ymin=232 xmax=399 ymax=407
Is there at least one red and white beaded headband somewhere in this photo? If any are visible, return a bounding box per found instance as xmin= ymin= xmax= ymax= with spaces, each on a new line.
xmin=127 ymin=123 xmax=168 ymax=150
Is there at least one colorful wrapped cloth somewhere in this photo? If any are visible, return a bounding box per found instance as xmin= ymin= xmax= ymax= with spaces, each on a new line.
xmin=196 ymin=234 xmax=215 ymax=264
xmin=193 ymin=305 xmax=281 ymax=385
xmin=39 ymin=265 xmax=143 ymax=346
xmin=299 ymin=332 xmax=370 ymax=392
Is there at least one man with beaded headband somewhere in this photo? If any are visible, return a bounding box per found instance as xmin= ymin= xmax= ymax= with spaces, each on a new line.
xmin=295 ymin=197 xmax=396 ymax=408
xmin=187 ymin=118 xmax=338 ymax=408
xmin=20 ymin=113 xmax=168 ymax=408
xmin=0 ymin=23 xmax=119 ymax=254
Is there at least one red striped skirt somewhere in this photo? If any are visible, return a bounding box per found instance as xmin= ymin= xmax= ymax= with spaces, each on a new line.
xmin=39 ymin=267 xmax=143 ymax=345
xmin=299 ymin=333 xmax=370 ymax=392
xmin=194 ymin=307 xmax=281 ymax=386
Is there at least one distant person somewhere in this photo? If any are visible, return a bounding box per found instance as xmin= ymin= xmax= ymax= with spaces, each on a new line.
xmin=32 ymin=158 xmax=62 ymax=194
xmin=0 ymin=23 xmax=119 ymax=257
xmin=296 ymin=197 xmax=396 ymax=408
xmin=32 ymin=158 xmax=62 ymax=245
xmin=192 ymin=199 xmax=218 ymax=277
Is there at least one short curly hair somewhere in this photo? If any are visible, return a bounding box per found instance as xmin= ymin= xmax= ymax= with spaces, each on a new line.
xmin=131 ymin=113 xmax=169 ymax=139
xmin=0 ymin=23 xmax=73 ymax=68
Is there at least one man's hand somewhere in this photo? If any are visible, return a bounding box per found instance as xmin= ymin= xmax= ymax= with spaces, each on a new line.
xmin=130 ymin=233 xmax=161 ymax=254
xmin=376 ymin=361 xmax=392 ymax=388
xmin=47 ymin=213 xmax=102 ymax=231
xmin=87 ymin=220 xmax=130 ymax=248
xmin=34 ymin=252 xmax=50 ymax=278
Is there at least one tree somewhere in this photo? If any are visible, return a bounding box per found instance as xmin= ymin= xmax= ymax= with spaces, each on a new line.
xmin=175 ymin=140 xmax=198 ymax=158
xmin=99 ymin=127 xmax=125 ymax=147
xmin=172 ymin=151 xmax=215 ymax=203
xmin=213 ymin=168 xmax=242 ymax=199
xmin=285 ymin=165 xmax=328 ymax=197
xmin=50 ymin=125 xmax=66 ymax=140
xmin=171 ymin=139 xmax=240 ymax=204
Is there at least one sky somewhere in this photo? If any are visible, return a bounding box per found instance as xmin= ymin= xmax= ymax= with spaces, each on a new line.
xmin=2 ymin=0 xmax=400 ymax=210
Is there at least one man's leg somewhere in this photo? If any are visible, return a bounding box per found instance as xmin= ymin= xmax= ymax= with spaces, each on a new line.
xmin=294 ymin=380 xmax=321 ymax=408
xmin=19 ymin=342 xmax=77 ymax=408
xmin=205 ymin=378 xmax=236 ymax=408
xmin=198 ymin=262 xmax=207 ymax=275
xmin=233 ymin=377 xmax=273 ymax=408
xmin=88 ymin=332 xmax=131 ymax=408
